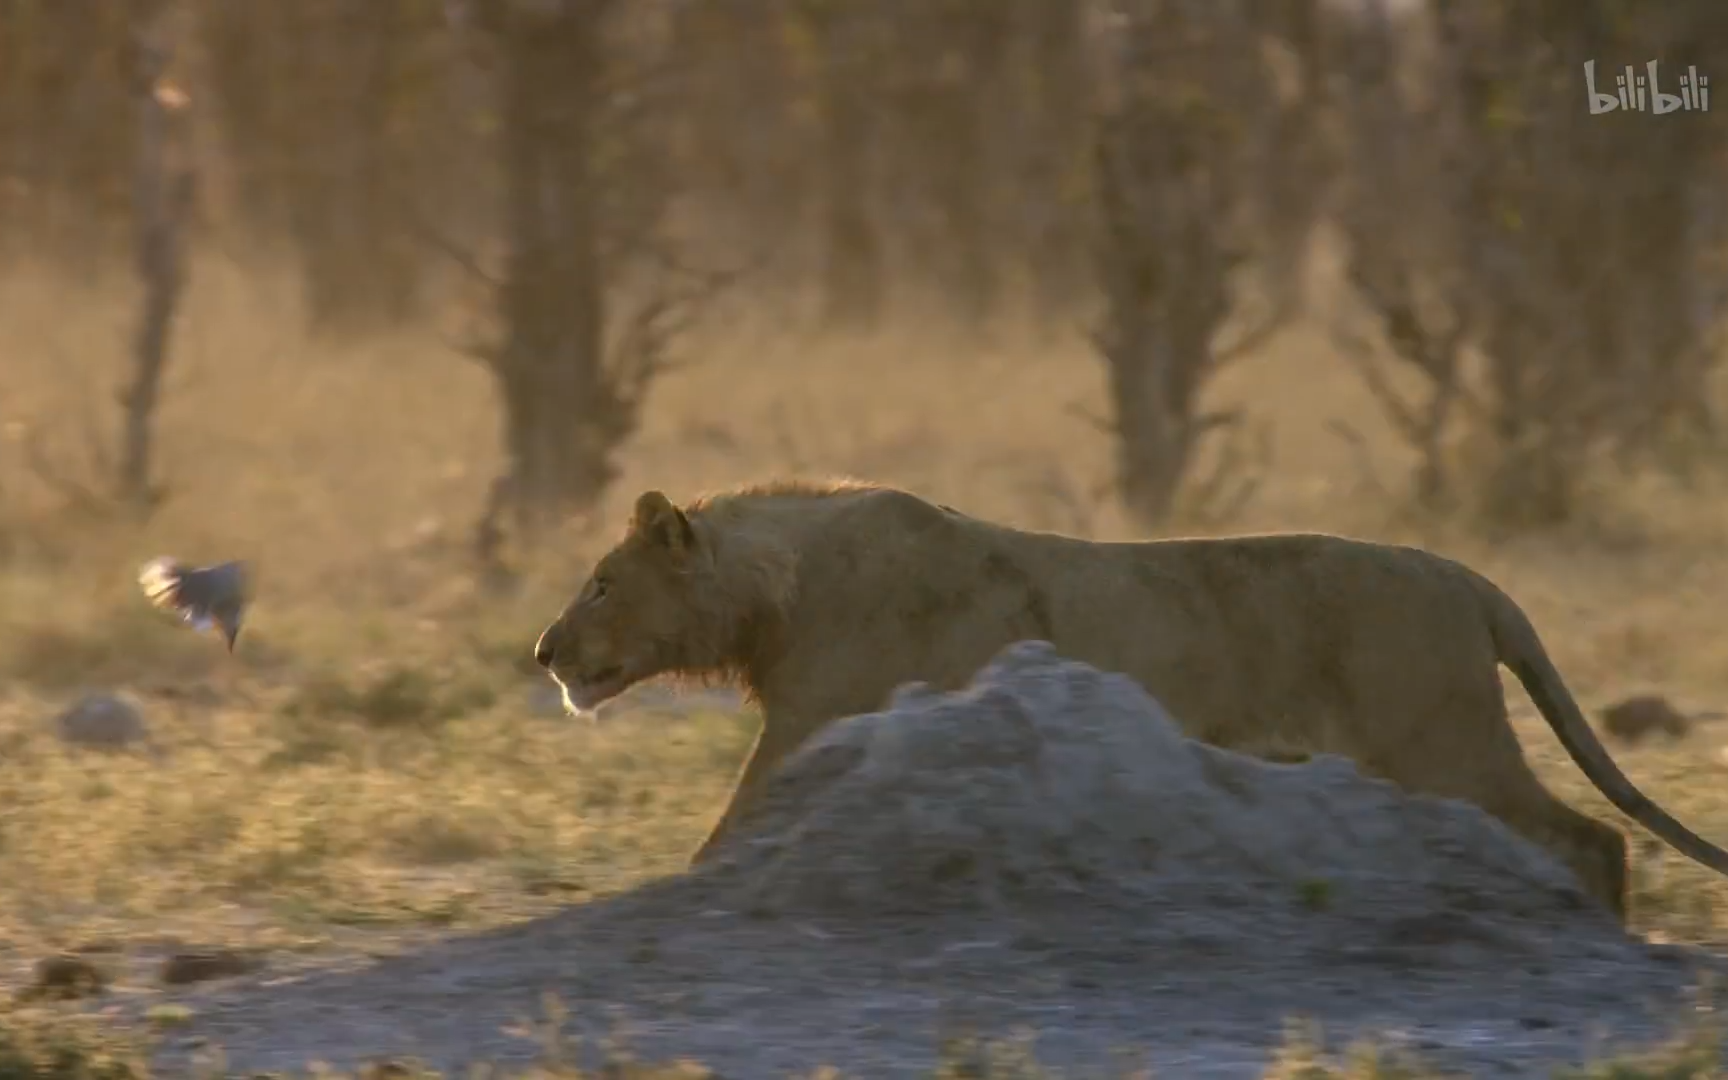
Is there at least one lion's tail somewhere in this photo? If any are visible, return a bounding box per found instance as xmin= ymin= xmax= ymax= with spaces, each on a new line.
xmin=1471 ymin=569 xmax=1728 ymax=878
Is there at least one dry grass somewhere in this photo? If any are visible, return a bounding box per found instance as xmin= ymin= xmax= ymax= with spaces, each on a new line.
xmin=4 ymin=252 xmax=1728 ymax=1072
xmin=0 ymin=999 xmax=1721 ymax=1079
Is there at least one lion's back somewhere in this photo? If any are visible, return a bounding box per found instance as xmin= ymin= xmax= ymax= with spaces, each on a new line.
xmin=777 ymin=498 xmax=1504 ymax=763
xmin=1099 ymin=531 xmax=1504 ymax=761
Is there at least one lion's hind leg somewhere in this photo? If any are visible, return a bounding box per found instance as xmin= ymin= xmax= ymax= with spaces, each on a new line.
xmin=1406 ymin=744 xmax=1629 ymax=922
xmin=1335 ymin=644 xmax=1631 ymax=921
xmin=1507 ymin=782 xmax=1628 ymax=920
xmin=1489 ymin=779 xmax=1629 ymax=922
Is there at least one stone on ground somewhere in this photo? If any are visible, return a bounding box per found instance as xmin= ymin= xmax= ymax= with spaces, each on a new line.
xmin=53 ymin=690 xmax=155 ymax=754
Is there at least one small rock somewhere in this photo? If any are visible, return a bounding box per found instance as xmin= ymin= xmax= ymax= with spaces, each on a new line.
xmin=159 ymin=948 xmax=264 ymax=986
xmin=53 ymin=692 xmax=154 ymax=753
xmin=24 ymin=954 xmax=107 ymax=1000
xmin=1599 ymin=694 xmax=1690 ymax=745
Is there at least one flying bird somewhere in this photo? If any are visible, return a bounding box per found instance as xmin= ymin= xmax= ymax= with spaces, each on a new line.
xmin=138 ymin=557 xmax=249 ymax=652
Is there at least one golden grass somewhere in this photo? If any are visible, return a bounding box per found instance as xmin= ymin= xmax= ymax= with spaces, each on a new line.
xmin=3 ymin=252 xmax=1728 ymax=1072
xmin=0 ymin=998 xmax=1721 ymax=1079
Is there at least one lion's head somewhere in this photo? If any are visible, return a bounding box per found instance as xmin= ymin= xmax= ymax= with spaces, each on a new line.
xmin=533 ymin=488 xmax=795 ymax=714
xmin=533 ymin=490 xmax=701 ymax=712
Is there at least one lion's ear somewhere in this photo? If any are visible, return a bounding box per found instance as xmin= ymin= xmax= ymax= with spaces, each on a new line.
xmin=631 ymin=490 xmax=695 ymax=556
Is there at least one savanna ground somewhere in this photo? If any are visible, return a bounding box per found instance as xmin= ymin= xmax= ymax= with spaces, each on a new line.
xmin=2 ymin=245 xmax=1728 ymax=1077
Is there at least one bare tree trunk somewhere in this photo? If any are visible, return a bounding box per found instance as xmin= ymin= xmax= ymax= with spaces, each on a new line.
xmin=811 ymin=1 xmax=884 ymax=332
xmin=471 ymin=0 xmax=700 ymax=552
xmin=0 ymin=3 xmax=27 ymax=266
xmin=485 ymin=3 xmax=611 ymax=539
xmin=444 ymin=0 xmax=720 ymax=573
xmin=199 ymin=0 xmax=424 ymax=338
xmin=291 ymin=0 xmax=421 ymax=339
xmin=670 ymin=0 xmax=805 ymax=262
xmin=1100 ymin=309 xmax=1198 ymax=524
xmin=1435 ymin=0 xmax=1709 ymax=527
xmin=1092 ymin=2 xmax=1285 ymax=528
xmin=892 ymin=0 xmax=1008 ymax=330
xmin=0 ymin=0 xmax=136 ymax=272
xmin=1329 ymin=0 xmax=1472 ymax=513
xmin=195 ymin=0 xmax=295 ymax=247
xmin=1016 ymin=0 xmax=1090 ymax=331
xmin=944 ymin=3 xmax=1008 ymax=329
xmin=1095 ymin=129 xmax=1235 ymax=525
xmin=117 ymin=0 xmax=193 ymax=515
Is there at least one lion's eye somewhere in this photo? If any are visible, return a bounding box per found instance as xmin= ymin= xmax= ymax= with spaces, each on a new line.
xmin=589 ymin=578 xmax=609 ymax=604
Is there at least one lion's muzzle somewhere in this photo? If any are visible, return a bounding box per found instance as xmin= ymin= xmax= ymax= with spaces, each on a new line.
xmin=533 ymin=622 xmax=562 ymax=668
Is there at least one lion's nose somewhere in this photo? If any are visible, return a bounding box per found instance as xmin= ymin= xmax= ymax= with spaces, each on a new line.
xmin=533 ymin=625 xmax=560 ymax=668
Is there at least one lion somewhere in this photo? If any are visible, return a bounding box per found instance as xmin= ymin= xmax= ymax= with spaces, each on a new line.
xmin=533 ymin=479 xmax=1728 ymax=921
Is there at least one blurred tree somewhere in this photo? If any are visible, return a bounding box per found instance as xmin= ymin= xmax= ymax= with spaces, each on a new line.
xmin=465 ymin=0 xmax=613 ymax=548
xmin=886 ymin=0 xmax=1012 ymax=329
xmin=1334 ymin=0 xmax=1728 ymax=528
xmin=1449 ymin=0 xmax=1724 ymax=524
xmin=1328 ymin=0 xmax=1474 ymax=512
xmin=116 ymin=0 xmax=195 ymax=514
xmin=0 ymin=0 xmax=193 ymax=519
xmin=0 ymin=0 xmax=136 ymax=272
xmin=1006 ymin=0 xmax=1093 ymax=330
xmin=670 ymin=0 xmax=809 ymax=271
xmin=800 ymin=0 xmax=887 ymax=331
xmin=454 ymin=0 xmax=728 ymax=563
xmin=192 ymin=0 xmax=293 ymax=244
xmin=197 ymin=0 xmax=440 ymax=339
xmin=1091 ymin=0 xmax=1294 ymax=527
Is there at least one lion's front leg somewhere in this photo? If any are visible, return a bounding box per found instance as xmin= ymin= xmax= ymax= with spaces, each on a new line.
xmin=689 ymin=715 xmax=802 ymax=866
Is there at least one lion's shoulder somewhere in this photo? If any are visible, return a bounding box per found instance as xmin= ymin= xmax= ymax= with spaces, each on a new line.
xmin=691 ymin=479 xmax=955 ymax=537
xmin=687 ymin=476 xmax=886 ymax=513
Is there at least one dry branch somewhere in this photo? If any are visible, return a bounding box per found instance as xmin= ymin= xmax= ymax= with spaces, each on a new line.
xmin=440 ymin=0 xmax=753 ymax=574
xmin=1090 ymin=0 xmax=1302 ymax=528
xmin=115 ymin=1 xmax=194 ymax=517
xmin=1326 ymin=0 xmax=1474 ymax=511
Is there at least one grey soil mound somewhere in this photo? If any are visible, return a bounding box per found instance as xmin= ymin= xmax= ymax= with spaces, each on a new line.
xmin=701 ymin=641 xmax=1611 ymax=945
xmin=141 ymin=642 xmax=1719 ymax=1078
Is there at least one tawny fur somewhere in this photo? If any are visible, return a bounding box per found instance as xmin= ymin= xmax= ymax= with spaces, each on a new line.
xmin=535 ymin=479 xmax=1728 ymax=922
